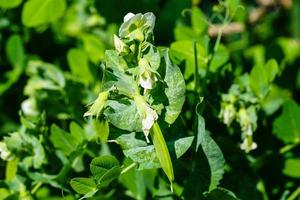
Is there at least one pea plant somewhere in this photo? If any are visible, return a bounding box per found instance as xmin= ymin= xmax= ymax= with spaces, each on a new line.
xmin=1 ymin=0 xmax=300 ymax=199
xmin=70 ymin=12 xmax=188 ymax=198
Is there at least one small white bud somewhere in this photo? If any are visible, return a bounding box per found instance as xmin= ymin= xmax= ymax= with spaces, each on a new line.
xmin=21 ymin=98 xmax=38 ymax=116
xmin=0 ymin=142 xmax=12 ymax=161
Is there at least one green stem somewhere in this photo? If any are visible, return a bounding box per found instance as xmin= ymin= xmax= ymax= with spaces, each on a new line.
xmin=213 ymin=6 xmax=230 ymax=52
xmin=287 ymin=186 xmax=300 ymax=200
xmin=121 ymin=163 xmax=137 ymax=174
xmin=31 ymin=181 xmax=42 ymax=194
xmin=193 ymin=41 xmax=199 ymax=94
xmin=279 ymin=143 xmax=299 ymax=154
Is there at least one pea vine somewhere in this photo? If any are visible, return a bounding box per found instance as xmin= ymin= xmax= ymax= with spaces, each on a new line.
xmin=70 ymin=12 xmax=189 ymax=198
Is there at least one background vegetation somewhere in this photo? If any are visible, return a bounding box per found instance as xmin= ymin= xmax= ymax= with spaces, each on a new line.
xmin=0 ymin=0 xmax=300 ymax=199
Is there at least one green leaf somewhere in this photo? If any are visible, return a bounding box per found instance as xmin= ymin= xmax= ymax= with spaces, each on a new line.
xmin=31 ymin=136 xmax=46 ymax=168
xmin=70 ymin=122 xmax=85 ymax=144
xmin=273 ymin=100 xmax=300 ymax=144
xmin=119 ymin=159 xmax=155 ymax=200
xmin=103 ymin=68 xmax=138 ymax=96
xmin=226 ymin=0 xmax=241 ymax=17
xmin=283 ymin=158 xmax=300 ymax=178
xmin=105 ymin=50 xmax=128 ymax=72
xmin=196 ymin=113 xmax=205 ymax=152
xmin=0 ymin=34 xmax=25 ymax=95
xmin=196 ymin=113 xmax=225 ymax=191
xmin=162 ymin=49 xmax=186 ymax=124
xmin=104 ymin=99 xmax=142 ymax=132
xmin=123 ymin=145 xmax=161 ymax=170
xmin=0 ymin=188 xmax=10 ymax=199
xmin=0 ymin=0 xmax=22 ymax=8
xmin=84 ymin=91 xmax=109 ymax=118
xmin=6 ymin=34 xmax=24 ymax=68
xmin=174 ymin=25 xmax=198 ymax=41
xmin=262 ymin=85 xmax=291 ymax=115
xmin=249 ymin=64 xmax=269 ymax=99
xmin=265 ymin=59 xmax=279 ymax=82
xmin=119 ymin=168 xmax=146 ymax=200
xmin=93 ymin=120 xmax=110 ymax=143
xmin=22 ymin=0 xmax=66 ymax=27
xmin=277 ymin=38 xmax=300 ymax=64
xmin=249 ymin=59 xmax=278 ymax=98
xmin=81 ymin=34 xmax=105 ymax=64
xmin=116 ymin=133 xmax=147 ymax=150
xmin=191 ymin=7 xmax=207 ymax=34
xmin=24 ymin=61 xmax=65 ymax=96
xmin=150 ymin=122 xmax=174 ymax=184
xmin=209 ymin=44 xmax=229 ymax=72
xmin=142 ymin=42 xmax=161 ymax=70
xmin=174 ymin=136 xmax=194 ymax=158
xmin=97 ymin=167 xmax=122 ymax=188
xmin=170 ymin=40 xmax=207 ymax=79
xmin=70 ymin=177 xmax=97 ymax=195
xmin=121 ymin=134 xmax=192 ymax=170
xmin=244 ymin=45 xmax=265 ymax=67
xmin=67 ymin=48 xmax=93 ymax=84
xmin=90 ymin=155 xmax=121 ymax=184
xmin=205 ymin=187 xmax=239 ymax=200
xmin=50 ymin=124 xmax=78 ymax=156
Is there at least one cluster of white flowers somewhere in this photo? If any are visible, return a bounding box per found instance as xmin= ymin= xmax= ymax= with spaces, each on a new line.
xmin=219 ymin=85 xmax=258 ymax=153
xmin=121 ymin=12 xmax=159 ymax=142
xmin=237 ymin=107 xmax=258 ymax=152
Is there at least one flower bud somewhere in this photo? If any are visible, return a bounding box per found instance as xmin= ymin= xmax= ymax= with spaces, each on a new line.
xmin=84 ymin=91 xmax=109 ymax=118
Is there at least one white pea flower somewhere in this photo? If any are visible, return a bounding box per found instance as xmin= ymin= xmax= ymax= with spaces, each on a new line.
xmin=134 ymin=95 xmax=158 ymax=142
xmin=0 ymin=142 xmax=12 ymax=161
xmin=138 ymin=58 xmax=157 ymax=91
xmin=84 ymin=91 xmax=109 ymax=118
xmin=237 ymin=108 xmax=249 ymax=131
xmin=21 ymin=98 xmax=38 ymax=117
xmin=139 ymin=72 xmax=153 ymax=90
xmin=240 ymin=137 xmax=257 ymax=153
xmin=124 ymin=12 xmax=135 ymax=22
xmin=219 ymin=103 xmax=236 ymax=126
xmin=142 ymin=106 xmax=158 ymax=143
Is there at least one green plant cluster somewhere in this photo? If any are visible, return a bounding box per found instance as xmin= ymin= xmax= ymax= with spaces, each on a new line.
xmin=0 ymin=0 xmax=300 ymax=200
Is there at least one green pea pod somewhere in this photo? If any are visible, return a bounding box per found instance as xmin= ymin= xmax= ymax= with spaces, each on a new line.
xmin=150 ymin=122 xmax=174 ymax=189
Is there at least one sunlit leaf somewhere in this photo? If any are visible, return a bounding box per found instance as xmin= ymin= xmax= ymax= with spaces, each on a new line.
xmin=283 ymin=158 xmax=300 ymax=178
xmin=22 ymin=0 xmax=66 ymax=27
xmin=50 ymin=124 xmax=78 ymax=155
xmin=273 ymin=100 xmax=300 ymax=144
xmin=174 ymin=136 xmax=194 ymax=158
xmin=209 ymin=44 xmax=229 ymax=72
xmin=90 ymin=155 xmax=121 ymax=184
xmin=70 ymin=178 xmax=97 ymax=195
xmin=0 ymin=0 xmax=22 ymax=8
xmin=162 ymin=49 xmax=186 ymax=124
xmin=67 ymin=48 xmax=93 ymax=84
